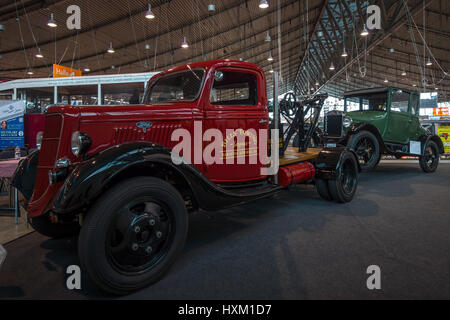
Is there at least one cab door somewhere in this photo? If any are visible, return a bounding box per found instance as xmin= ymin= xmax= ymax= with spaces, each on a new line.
xmin=385 ymin=89 xmax=412 ymax=144
xmin=407 ymin=92 xmax=424 ymax=141
xmin=203 ymin=67 xmax=268 ymax=183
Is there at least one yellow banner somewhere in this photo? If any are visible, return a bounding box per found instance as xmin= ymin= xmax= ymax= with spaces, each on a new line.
xmin=437 ymin=126 xmax=450 ymax=154
xmin=53 ymin=64 xmax=82 ymax=78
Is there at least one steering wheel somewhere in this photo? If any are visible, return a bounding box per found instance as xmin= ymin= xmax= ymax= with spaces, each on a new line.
xmin=280 ymin=92 xmax=297 ymax=120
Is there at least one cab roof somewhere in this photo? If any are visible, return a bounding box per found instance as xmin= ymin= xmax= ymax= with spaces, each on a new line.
xmin=150 ymin=59 xmax=265 ymax=81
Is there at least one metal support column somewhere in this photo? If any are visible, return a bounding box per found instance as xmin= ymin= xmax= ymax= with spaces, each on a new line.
xmin=273 ymin=72 xmax=279 ymax=184
xmin=54 ymin=86 xmax=58 ymax=104
xmin=97 ymin=83 xmax=102 ymax=105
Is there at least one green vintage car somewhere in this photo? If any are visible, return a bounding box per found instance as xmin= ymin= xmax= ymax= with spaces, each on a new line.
xmin=325 ymin=87 xmax=444 ymax=172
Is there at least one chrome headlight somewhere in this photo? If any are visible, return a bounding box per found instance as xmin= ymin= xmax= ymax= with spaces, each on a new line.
xmin=36 ymin=131 xmax=43 ymax=150
xmin=343 ymin=116 xmax=353 ymax=128
xmin=71 ymin=131 xmax=91 ymax=157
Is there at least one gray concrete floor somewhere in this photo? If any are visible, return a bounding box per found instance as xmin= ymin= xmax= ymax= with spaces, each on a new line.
xmin=0 ymin=162 xmax=449 ymax=299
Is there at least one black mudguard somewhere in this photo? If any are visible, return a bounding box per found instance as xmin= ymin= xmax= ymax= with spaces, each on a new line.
xmin=312 ymin=147 xmax=361 ymax=180
xmin=345 ymin=123 xmax=385 ymax=151
xmin=11 ymin=150 xmax=39 ymax=202
xmin=418 ymin=133 xmax=444 ymax=155
xmin=53 ymin=142 xmax=281 ymax=214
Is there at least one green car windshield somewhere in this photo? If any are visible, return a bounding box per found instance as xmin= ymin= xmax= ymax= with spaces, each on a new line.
xmin=345 ymin=92 xmax=388 ymax=112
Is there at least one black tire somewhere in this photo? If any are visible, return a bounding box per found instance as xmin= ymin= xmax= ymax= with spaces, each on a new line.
xmin=315 ymin=179 xmax=332 ymax=201
xmin=348 ymin=130 xmax=380 ymax=171
xmin=328 ymin=151 xmax=358 ymax=203
xmin=419 ymin=140 xmax=439 ymax=173
xmin=29 ymin=214 xmax=80 ymax=239
xmin=78 ymin=176 xmax=188 ymax=295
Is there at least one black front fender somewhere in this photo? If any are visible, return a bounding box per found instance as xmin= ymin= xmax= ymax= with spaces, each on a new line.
xmin=12 ymin=150 xmax=39 ymax=202
xmin=53 ymin=141 xmax=280 ymax=213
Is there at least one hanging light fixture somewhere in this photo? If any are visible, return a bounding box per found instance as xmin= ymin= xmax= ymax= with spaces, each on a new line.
xmin=426 ymin=58 xmax=432 ymax=66
xmin=361 ymin=24 xmax=369 ymax=36
xmin=35 ymin=48 xmax=43 ymax=58
xmin=401 ymin=69 xmax=407 ymax=76
xmin=107 ymin=42 xmax=115 ymax=53
xmin=265 ymin=31 xmax=271 ymax=42
xmin=329 ymin=62 xmax=335 ymax=70
xmin=145 ymin=43 xmax=151 ymax=50
xmin=384 ymin=78 xmax=389 ymax=83
xmin=412 ymin=83 xmax=417 ymax=87
xmin=267 ymin=53 xmax=273 ymax=61
xmin=145 ymin=4 xmax=155 ymax=19
xmin=208 ymin=3 xmax=215 ymax=12
xmin=181 ymin=36 xmax=189 ymax=48
xmin=259 ymin=0 xmax=269 ymax=9
xmin=315 ymin=81 xmax=319 ymax=86
xmin=47 ymin=13 xmax=57 ymax=28
xmin=84 ymin=66 xmax=90 ymax=72
xmin=341 ymin=47 xmax=348 ymax=57
xmin=27 ymin=69 xmax=34 ymax=75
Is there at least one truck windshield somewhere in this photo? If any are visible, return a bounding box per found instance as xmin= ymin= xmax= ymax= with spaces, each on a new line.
xmin=147 ymin=69 xmax=205 ymax=104
xmin=345 ymin=92 xmax=387 ymax=112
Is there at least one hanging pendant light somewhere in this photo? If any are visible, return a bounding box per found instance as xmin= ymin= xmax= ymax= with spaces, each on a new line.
xmin=265 ymin=31 xmax=271 ymax=42
xmin=259 ymin=0 xmax=269 ymax=9
xmin=107 ymin=42 xmax=115 ymax=53
xmin=267 ymin=53 xmax=273 ymax=61
xmin=384 ymin=78 xmax=389 ymax=83
xmin=35 ymin=48 xmax=43 ymax=58
xmin=47 ymin=13 xmax=57 ymax=28
xmin=341 ymin=47 xmax=348 ymax=57
xmin=208 ymin=4 xmax=215 ymax=12
xmin=145 ymin=43 xmax=151 ymax=50
xmin=181 ymin=36 xmax=189 ymax=48
xmin=315 ymin=81 xmax=319 ymax=86
xmin=361 ymin=24 xmax=369 ymax=36
xmin=145 ymin=4 xmax=155 ymax=19
xmin=27 ymin=69 xmax=34 ymax=75
xmin=401 ymin=69 xmax=407 ymax=76
xmin=329 ymin=62 xmax=335 ymax=70
xmin=426 ymin=58 xmax=432 ymax=66
xmin=84 ymin=66 xmax=90 ymax=72
xmin=269 ymin=66 xmax=274 ymax=73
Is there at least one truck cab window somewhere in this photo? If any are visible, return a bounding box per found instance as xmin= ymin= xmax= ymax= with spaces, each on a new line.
xmin=148 ymin=69 xmax=204 ymax=104
xmin=210 ymin=71 xmax=257 ymax=106
xmin=391 ymin=90 xmax=410 ymax=113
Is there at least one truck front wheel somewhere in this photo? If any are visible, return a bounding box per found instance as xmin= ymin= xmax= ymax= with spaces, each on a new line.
xmin=348 ymin=131 xmax=380 ymax=171
xmin=78 ymin=177 xmax=188 ymax=295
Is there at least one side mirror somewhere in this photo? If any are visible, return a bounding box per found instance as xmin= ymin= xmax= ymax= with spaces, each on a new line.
xmin=214 ymin=71 xmax=224 ymax=82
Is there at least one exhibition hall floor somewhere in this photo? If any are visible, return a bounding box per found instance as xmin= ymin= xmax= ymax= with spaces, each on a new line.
xmin=1 ymin=163 xmax=449 ymax=299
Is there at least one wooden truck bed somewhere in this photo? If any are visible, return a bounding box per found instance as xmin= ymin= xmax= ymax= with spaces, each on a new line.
xmin=279 ymin=147 xmax=322 ymax=166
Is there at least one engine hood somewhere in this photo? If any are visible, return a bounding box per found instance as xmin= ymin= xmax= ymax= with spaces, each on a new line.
xmin=344 ymin=111 xmax=387 ymax=123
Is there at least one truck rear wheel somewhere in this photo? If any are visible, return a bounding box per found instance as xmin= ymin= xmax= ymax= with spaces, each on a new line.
xmin=315 ymin=179 xmax=332 ymax=201
xmin=78 ymin=176 xmax=188 ymax=295
xmin=348 ymin=131 xmax=380 ymax=171
xmin=419 ymin=140 xmax=439 ymax=173
xmin=29 ymin=214 xmax=80 ymax=239
xmin=328 ymin=151 xmax=358 ymax=203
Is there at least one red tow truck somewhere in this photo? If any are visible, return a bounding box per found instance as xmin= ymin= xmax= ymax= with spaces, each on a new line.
xmin=13 ymin=60 xmax=359 ymax=294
